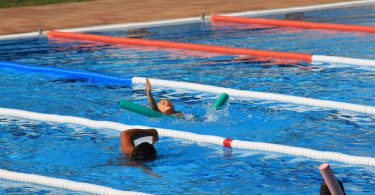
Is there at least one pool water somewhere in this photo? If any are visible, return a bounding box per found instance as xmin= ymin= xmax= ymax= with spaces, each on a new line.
xmin=0 ymin=4 xmax=375 ymax=195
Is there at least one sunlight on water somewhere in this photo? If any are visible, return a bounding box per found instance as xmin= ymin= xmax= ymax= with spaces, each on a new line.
xmin=0 ymin=4 xmax=374 ymax=194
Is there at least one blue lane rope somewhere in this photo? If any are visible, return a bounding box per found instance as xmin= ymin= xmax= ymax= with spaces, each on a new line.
xmin=2 ymin=61 xmax=375 ymax=115
xmin=0 ymin=61 xmax=133 ymax=85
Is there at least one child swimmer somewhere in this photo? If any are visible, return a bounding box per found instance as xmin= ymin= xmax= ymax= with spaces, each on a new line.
xmin=146 ymin=78 xmax=184 ymax=117
xmin=145 ymin=78 xmax=228 ymax=120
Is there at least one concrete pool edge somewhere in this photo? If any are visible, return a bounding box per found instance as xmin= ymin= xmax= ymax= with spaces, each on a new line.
xmin=0 ymin=0 xmax=374 ymax=41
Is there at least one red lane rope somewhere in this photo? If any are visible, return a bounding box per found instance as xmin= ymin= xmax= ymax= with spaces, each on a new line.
xmin=48 ymin=31 xmax=312 ymax=62
xmin=211 ymin=15 xmax=375 ymax=33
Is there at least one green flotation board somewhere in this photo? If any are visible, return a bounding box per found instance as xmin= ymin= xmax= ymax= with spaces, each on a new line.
xmin=212 ymin=93 xmax=229 ymax=110
xmin=119 ymin=100 xmax=167 ymax=117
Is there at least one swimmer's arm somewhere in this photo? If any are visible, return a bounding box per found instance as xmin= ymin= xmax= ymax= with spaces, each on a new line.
xmin=121 ymin=129 xmax=159 ymax=151
xmin=146 ymin=79 xmax=159 ymax=111
xmin=139 ymin=164 xmax=162 ymax=178
xmin=120 ymin=130 xmax=136 ymax=156
xmin=138 ymin=128 xmax=159 ymax=144
xmin=172 ymin=111 xmax=184 ymax=117
xmin=127 ymin=161 xmax=162 ymax=178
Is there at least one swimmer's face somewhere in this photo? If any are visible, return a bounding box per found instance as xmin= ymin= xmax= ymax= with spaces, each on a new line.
xmin=157 ymin=99 xmax=175 ymax=114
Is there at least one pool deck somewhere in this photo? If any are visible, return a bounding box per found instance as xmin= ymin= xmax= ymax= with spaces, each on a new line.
xmin=0 ymin=0 xmax=360 ymax=35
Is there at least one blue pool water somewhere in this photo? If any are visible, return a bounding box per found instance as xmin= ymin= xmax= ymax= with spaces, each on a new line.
xmin=1 ymin=4 xmax=375 ymax=194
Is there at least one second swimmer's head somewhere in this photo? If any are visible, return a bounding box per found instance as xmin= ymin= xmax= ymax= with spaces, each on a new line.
xmin=130 ymin=142 xmax=157 ymax=162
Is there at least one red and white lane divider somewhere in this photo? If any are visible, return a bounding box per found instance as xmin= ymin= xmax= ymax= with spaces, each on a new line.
xmin=211 ymin=15 xmax=375 ymax=33
xmin=48 ymin=31 xmax=375 ymax=67
xmin=1 ymin=107 xmax=374 ymax=167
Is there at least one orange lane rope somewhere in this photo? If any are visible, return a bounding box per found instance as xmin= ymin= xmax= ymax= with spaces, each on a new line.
xmin=48 ymin=31 xmax=312 ymax=62
xmin=211 ymin=15 xmax=375 ymax=33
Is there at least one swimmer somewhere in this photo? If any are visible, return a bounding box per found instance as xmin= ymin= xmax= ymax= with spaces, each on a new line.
xmin=120 ymin=128 xmax=159 ymax=162
xmin=320 ymin=179 xmax=346 ymax=195
xmin=146 ymin=78 xmax=183 ymax=117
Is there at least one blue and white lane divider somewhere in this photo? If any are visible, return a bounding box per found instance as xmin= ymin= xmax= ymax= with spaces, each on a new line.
xmin=0 ymin=169 xmax=150 ymax=195
xmin=1 ymin=61 xmax=375 ymax=115
xmin=0 ymin=61 xmax=132 ymax=84
xmin=0 ymin=107 xmax=374 ymax=167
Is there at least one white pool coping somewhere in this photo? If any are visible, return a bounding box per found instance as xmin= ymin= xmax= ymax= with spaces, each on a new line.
xmin=0 ymin=0 xmax=374 ymax=40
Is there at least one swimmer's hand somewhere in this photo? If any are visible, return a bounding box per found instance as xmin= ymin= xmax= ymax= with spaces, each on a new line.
xmin=182 ymin=113 xmax=197 ymax=121
xmin=127 ymin=161 xmax=162 ymax=178
xmin=147 ymin=170 xmax=162 ymax=178
xmin=146 ymin=78 xmax=159 ymax=111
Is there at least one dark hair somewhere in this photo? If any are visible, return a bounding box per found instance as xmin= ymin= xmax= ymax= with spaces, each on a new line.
xmin=130 ymin=142 xmax=157 ymax=161
xmin=320 ymin=179 xmax=346 ymax=195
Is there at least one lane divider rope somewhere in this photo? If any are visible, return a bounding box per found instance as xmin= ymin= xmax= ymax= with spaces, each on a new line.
xmin=0 ymin=168 xmax=150 ymax=195
xmin=0 ymin=107 xmax=374 ymax=167
xmin=211 ymin=15 xmax=375 ymax=33
xmin=47 ymin=31 xmax=375 ymax=67
xmin=0 ymin=61 xmax=132 ymax=84
xmin=1 ymin=61 xmax=375 ymax=115
xmin=311 ymin=55 xmax=375 ymax=67
xmin=133 ymin=77 xmax=375 ymax=115
xmin=48 ymin=31 xmax=311 ymax=62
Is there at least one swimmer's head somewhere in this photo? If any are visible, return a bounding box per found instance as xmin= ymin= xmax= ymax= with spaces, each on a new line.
xmin=157 ymin=99 xmax=175 ymax=115
xmin=130 ymin=142 xmax=157 ymax=162
xmin=320 ymin=179 xmax=346 ymax=195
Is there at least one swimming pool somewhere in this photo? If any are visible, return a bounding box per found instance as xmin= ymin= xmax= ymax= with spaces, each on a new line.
xmin=0 ymin=2 xmax=375 ymax=194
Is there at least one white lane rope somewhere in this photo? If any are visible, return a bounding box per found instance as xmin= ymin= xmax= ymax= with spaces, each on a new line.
xmin=312 ymin=55 xmax=375 ymax=67
xmin=0 ymin=169 xmax=150 ymax=195
xmin=133 ymin=77 xmax=375 ymax=115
